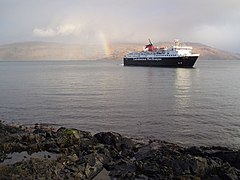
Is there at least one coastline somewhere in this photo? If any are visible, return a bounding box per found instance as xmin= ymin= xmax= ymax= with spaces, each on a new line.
xmin=0 ymin=121 xmax=240 ymax=179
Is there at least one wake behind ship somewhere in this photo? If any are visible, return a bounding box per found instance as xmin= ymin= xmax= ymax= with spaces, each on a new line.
xmin=123 ymin=39 xmax=200 ymax=68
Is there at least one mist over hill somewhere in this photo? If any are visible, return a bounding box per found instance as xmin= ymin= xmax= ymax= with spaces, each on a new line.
xmin=0 ymin=41 xmax=239 ymax=61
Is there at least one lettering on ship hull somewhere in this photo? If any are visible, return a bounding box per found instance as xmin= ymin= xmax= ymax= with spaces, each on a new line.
xmin=133 ymin=58 xmax=162 ymax=61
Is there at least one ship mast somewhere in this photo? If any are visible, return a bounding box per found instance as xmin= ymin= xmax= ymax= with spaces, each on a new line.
xmin=148 ymin=39 xmax=153 ymax=45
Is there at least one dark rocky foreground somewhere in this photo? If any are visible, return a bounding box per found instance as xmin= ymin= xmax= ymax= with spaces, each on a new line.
xmin=0 ymin=121 xmax=240 ymax=180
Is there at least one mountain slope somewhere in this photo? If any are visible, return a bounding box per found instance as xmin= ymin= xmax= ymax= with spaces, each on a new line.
xmin=110 ymin=42 xmax=240 ymax=60
xmin=0 ymin=41 xmax=239 ymax=60
xmin=0 ymin=42 xmax=106 ymax=60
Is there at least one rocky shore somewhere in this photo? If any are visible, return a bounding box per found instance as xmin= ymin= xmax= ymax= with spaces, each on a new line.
xmin=0 ymin=121 xmax=240 ymax=179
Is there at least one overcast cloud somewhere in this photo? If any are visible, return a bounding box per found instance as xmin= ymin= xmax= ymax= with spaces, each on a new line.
xmin=1 ymin=0 xmax=240 ymax=52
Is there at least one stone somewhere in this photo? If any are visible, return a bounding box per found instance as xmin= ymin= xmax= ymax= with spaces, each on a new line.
xmin=0 ymin=122 xmax=240 ymax=179
xmin=84 ymin=154 xmax=103 ymax=179
xmin=94 ymin=132 xmax=135 ymax=152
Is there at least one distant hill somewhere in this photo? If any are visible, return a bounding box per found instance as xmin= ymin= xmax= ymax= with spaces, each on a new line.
xmin=110 ymin=42 xmax=240 ymax=60
xmin=0 ymin=41 xmax=239 ymax=61
xmin=0 ymin=42 xmax=106 ymax=61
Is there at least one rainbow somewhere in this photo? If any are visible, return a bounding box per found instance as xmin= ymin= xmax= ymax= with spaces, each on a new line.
xmin=99 ymin=32 xmax=111 ymax=57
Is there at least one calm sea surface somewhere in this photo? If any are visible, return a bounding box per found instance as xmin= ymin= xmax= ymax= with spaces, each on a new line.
xmin=0 ymin=60 xmax=240 ymax=148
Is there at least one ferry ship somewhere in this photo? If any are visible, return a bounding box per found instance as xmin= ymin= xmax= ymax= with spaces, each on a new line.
xmin=123 ymin=39 xmax=199 ymax=68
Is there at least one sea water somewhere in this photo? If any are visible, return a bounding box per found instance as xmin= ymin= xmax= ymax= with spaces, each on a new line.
xmin=0 ymin=60 xmax=240 ymax=148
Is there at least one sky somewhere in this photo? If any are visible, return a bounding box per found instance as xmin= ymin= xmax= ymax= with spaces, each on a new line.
xmin=1 ymin=0 xmax=240 ymax=53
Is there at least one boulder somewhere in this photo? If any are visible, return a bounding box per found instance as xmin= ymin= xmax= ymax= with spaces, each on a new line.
xmin=0 ymin=122 xmax=240 ymax=179
xmin=94 ymin=132 xmax=135 ymax=151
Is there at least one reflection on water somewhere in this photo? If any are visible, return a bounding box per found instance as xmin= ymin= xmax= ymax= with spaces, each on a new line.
xmin=2 ymin=151 xmax=57 ymax=165
xmin=174 ymin=68 xmax=192 ymax=113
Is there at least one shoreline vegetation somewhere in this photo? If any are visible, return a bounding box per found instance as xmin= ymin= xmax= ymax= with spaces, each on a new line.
xmin=0 ymin=121 xmax=240 ymax=179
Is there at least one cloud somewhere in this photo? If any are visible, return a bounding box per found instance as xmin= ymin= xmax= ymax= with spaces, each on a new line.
xmin=1 ymin=0 xmax=240 ymax=52
xmin=33 ymin=28 xmax=56 ymax=37
xmin=33 ymin=24 xmax=82 ymax=37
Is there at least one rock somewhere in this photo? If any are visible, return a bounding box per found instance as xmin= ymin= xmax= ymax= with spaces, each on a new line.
xmin=55 ymin=127 xmax=93 ymax=149
xmin=84 ymin=153 xmax=103 ymax=179
xmin=67 ymin=154 xmax=79 ymax=162
xmin=92 ymin=168 xmax=110 ymax=180
xmin=207 ymin=150 xmax=240 ymax=170
xmin=0 ymin=158 xmax=58 ymax=179
xmin=185 ymin=146 xmax=240 ymax=170
xmin=204 ymin=162 xmax=240 ymax=180
xmin=57 ymin=127 xmax=92 ymax=139
xmin=0 ymin=122 xmax=240 ymax=179
xmin=0 ymin=122 xmax=23 ymax=135
xmin=94 ymin=132 xmax=135 ymax=151
xmin=45 ymin=143 xmax=61 ymax=153
xmin=132 ymin=142 xmax=240 ymax=179
xmin=108 ymin=158 xmax=136 ymax=179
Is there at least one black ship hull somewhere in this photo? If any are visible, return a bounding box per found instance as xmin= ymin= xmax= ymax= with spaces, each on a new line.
xmin=124 ymin=56 xmax=198 ymax=68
